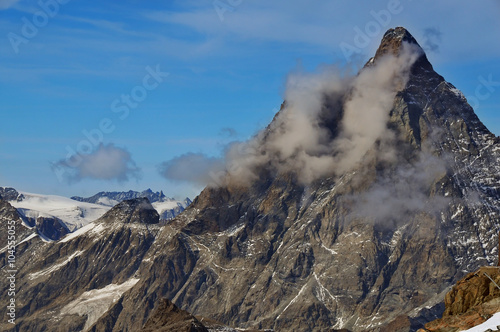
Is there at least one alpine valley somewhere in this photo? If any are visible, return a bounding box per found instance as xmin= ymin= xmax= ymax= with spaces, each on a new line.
xmin=1 ymin=27 xmax=500 ymax=332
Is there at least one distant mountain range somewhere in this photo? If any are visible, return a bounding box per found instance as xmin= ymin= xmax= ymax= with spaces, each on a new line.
xmin=1 ymin=186 xmax=111 ymax=241
xmin=71 ymin=189 xmax=192 ymax=220
xmin=71 ymin=188 xmax=170 ymax=205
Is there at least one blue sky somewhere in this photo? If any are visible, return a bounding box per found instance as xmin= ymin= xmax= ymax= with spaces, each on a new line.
xmin=1 ymin=0 xmax=499 ymax=199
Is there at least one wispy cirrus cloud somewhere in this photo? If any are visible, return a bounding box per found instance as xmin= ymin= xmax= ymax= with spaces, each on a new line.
xmin=142 ymin=1 xmax=500 ymax=62
xmin=142 ymin=4 xmax=349 ymax=51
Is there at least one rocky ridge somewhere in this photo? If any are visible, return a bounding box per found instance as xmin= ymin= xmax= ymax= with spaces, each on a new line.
xmin=0 ymin=198 xmax=33 ymax=264
xmin=71 ymin=189 xmax=168 ymax=205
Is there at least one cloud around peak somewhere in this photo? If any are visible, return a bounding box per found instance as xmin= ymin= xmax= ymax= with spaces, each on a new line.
xmin=158 ymin=42 xmax=423 ymax=187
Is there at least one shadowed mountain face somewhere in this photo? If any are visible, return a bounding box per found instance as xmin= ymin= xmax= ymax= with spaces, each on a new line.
xmin=1 ymin=27 xmax=499 ymax=332
xmin=98 ymin=197 xmax=160 ymax=225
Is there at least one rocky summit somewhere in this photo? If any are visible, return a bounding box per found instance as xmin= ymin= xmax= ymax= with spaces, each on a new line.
xmin=98 ymin=197 xmax=160 ymax=225
xmin=1 ymin=27 xmax=499 ymax=332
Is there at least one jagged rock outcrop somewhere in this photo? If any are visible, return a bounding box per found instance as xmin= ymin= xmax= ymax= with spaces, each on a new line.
xmin=141 ymin=298 xmax=208 ymax=332
xmin=0 ymin=198 xmax=22 ymax=223
xmin=444 ymin=267 xmax=500 ymax=316
xmin=1 ymin=27 xmax=499 ymax=332
xmin=420 ymin=266 xmax=500 ymax=331
xmin=0 ymin=187 xmax=25 ymax=202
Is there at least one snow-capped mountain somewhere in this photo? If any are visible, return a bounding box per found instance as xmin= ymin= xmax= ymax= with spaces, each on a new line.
xmin=1 ymin=28 xmax=500 ymax=332
xmin=0 ymin=187 xmax=110 ymax=241
xmin=0 ymin=187 xmax=191 ymax=241
xmin=71 ymin=188 xmax=191 ymax=220
xmin=11 ymin=191 xmax=111 ymax=231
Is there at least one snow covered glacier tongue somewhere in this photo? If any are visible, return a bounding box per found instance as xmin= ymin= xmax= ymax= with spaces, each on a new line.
xmin=1 ymin=27 xmax=500 ymax=332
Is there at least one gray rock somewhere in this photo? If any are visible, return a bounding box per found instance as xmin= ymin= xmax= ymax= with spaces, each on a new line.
xmin=0 ymin=187 xmax=25 ymax=202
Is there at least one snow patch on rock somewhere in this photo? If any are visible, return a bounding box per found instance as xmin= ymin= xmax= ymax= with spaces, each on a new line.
xmin=29 ymin=250 xmax=85 ymax=280
xmin=60 ymin=278 xmax=140 ymax=331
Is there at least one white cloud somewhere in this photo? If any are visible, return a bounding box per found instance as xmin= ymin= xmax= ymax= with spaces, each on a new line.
xmin=348 ymin=152 xmax=450 ymax=224
xmin=53 ymin=144 xmax=141 ymax=183
xmin=331 ymin=43 xmax=422 ymax=174
xmin=158 ymin=153 xmax=225 ymax=187
xmin=159 ymin=41 xmax=423 ymax=187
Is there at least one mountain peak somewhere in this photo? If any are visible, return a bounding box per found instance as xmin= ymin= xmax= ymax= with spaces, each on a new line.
xmin=383 ymin=27 xmax=418 ymax=44
xmin=98 ymin=197 xmax=159 ymax=224
xmin=374 ymin=27 xmax=422 ymax=59
xmin=365 ymin=27 xmax=436 ymax=84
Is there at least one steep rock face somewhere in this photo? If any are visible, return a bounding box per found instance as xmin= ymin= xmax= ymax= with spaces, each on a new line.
xmin=1 ymin=27 xmax=500 ymax=332
xmin=0 ymin=198 xmax=23 ymax=223
xmin=444 ymin=267 xmax=500 ymax=317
